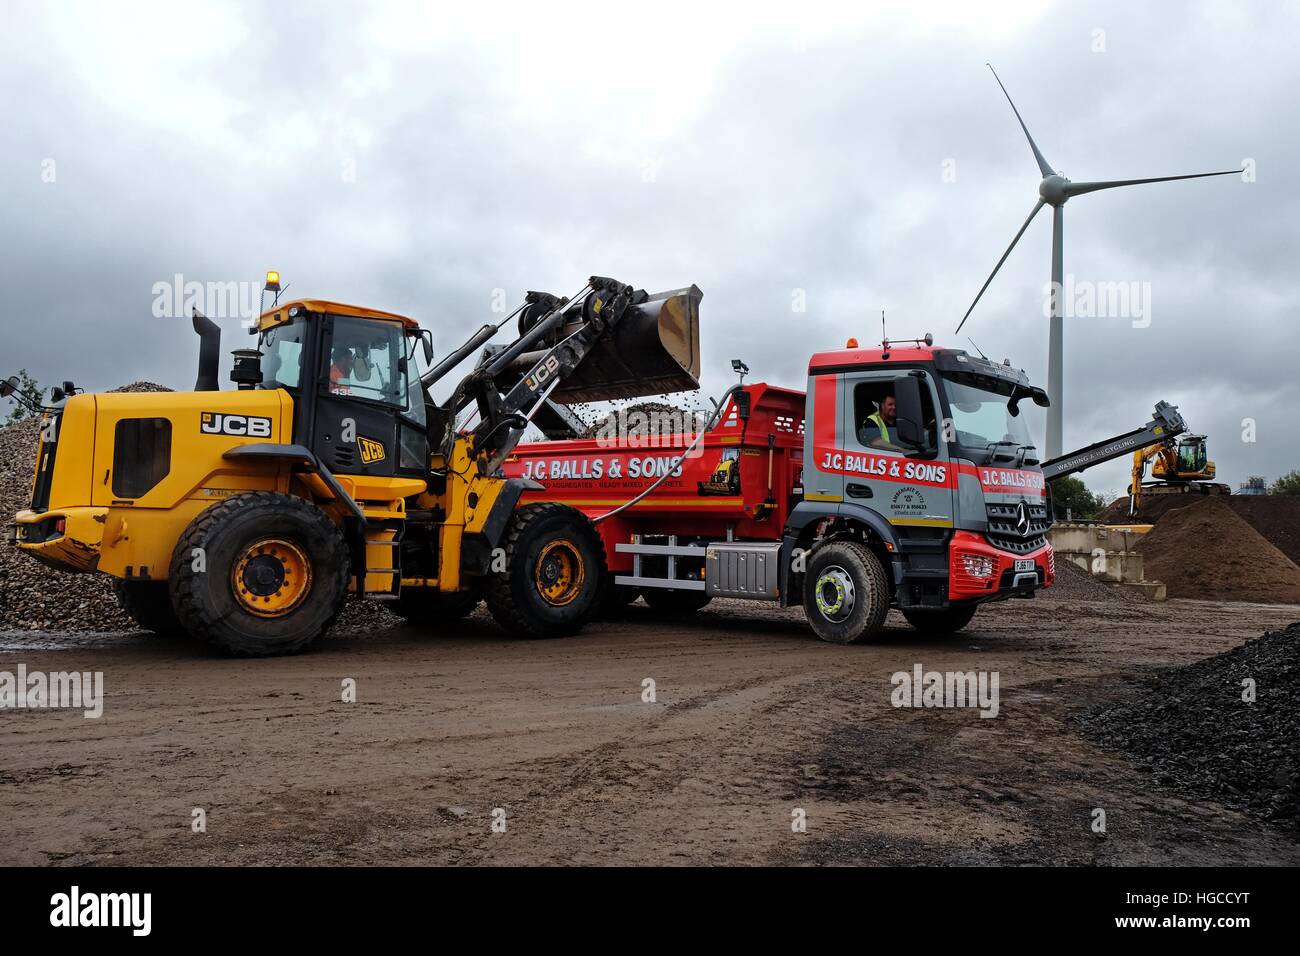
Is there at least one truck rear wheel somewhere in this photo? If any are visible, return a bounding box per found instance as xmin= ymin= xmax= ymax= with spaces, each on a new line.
xmin=170 ymin=492 xmax=350 ymax=656
xmin=901 ymin=605 xmax=978 ymax=635
xmin=485 ymin=502 xmax=602 ymax=639
xmin=641 ymin=588 xmax=712 ymax=615
xmin=394 ymin=586 xmax=481 ymax=625
xmin=803 ymin=541 xmax=890 ymax=644
xmin=112 ymin=579 xmax=182 ymax=635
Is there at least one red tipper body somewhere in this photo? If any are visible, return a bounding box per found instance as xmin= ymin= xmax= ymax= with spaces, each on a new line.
xmin=503 ymin=384 xmax=805 ymax=575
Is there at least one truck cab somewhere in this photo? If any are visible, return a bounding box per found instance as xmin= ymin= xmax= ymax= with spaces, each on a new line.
xmin=788 ymin=339 xmax=1054 ymax=638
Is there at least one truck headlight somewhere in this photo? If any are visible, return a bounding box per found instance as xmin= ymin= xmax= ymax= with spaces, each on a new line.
xmin=960 ymin=553 xmax=995 ymax=578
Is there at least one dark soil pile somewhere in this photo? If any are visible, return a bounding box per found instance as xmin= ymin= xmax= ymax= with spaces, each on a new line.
xmin=1099 ymin=494 xmax=1300 ymax=566
xmin=1135 ymin=498 xmax=1300 ymax=603
xmin=1098 ymin=492 xmax=1204 ymax=525
xmin=1040 ymin=558 xmax=1130 ymax=602
xmin=1229 ymin=496 xmax=1300 ymax=566
xmin=1077 ymin=621 xmax=1300 ymax=833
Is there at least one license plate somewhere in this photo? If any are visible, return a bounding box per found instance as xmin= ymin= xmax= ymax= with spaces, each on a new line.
xmin=1014 ymin=558 xmax=1035 ymax=573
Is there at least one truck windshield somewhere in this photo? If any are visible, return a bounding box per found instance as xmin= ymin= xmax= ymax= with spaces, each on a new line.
xmin=942 ymin=375 xmax=1037 ymax=465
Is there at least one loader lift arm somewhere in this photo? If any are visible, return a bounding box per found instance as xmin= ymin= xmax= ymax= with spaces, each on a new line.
xmin=1040 ymin=400 xmax=1186 ymax=482
xmin=428 ymin=276 xmax=701 ymax=474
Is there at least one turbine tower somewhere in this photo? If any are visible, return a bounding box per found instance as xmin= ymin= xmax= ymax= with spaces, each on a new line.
xmin=956 ymin=64 xmax=1241 ymax=459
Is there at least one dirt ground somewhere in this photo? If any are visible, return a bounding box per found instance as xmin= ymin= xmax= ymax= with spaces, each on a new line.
xmin=2 ymin=595 xmax=1298 ymax=866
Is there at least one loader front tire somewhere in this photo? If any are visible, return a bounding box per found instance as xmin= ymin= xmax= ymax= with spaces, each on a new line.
xmin=803 ymin=541 xmax=890 ymax=644
xmin=112 ymin=579 xmax=182 ymax=635
xmin=170 ymin=492 xmax=350 ymax=657
xmin=484 ymin=502 xmax=602 ymax=639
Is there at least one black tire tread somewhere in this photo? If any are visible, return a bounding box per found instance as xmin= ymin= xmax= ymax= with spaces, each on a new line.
xmin=804 ymin=540 xmax=890 ymax=644
xmin=169 ymin=492 xmax=349 ymax=656
xmin=484 ymin=501 xmax=601 ymax=639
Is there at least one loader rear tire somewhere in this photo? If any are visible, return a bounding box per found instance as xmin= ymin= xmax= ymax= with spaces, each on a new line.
xmin=484 ymin=502 xmax=602 ymax=639
xmin=170 ymin=492 xmax=350 ymax=657
xmin=803 ymin=541 xmax=890 ymax=644
xmin=901 ymin=604 xmax=978 ymax=635
xmin=641 ymin=588 xmax=712 ymax=615
xmin=394 ymin=587 xmax=481 ymax=626
xmin=112 ymin=579 xmax=182 ymax=635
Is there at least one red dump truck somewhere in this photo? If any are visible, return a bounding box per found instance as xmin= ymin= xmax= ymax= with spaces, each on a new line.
xmin=503 ymin=338 xmax=1056 ymax=643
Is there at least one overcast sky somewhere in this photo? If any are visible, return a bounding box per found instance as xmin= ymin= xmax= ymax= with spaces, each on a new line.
xmin=1 ymin=0 xmax=1294 ymax=498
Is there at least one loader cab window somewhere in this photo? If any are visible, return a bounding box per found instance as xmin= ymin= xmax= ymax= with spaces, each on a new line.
xmin=260 ymin=319 xmax=306 ymax=390
xmin=325 ymin=315 xmax=409 ymax=409
xmin=397 ymin=330 xmax=430 ymax=470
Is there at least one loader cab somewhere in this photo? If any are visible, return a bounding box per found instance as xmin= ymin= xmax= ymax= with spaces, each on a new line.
xmin=255 ymin=300 xmax=431 ymax=479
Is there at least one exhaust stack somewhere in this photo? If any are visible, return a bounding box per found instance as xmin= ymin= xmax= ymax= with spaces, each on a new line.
xmin=192 ymin=311 xmax=221 ymax=392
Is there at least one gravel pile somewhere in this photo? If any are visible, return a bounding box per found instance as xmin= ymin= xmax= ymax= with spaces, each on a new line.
xmin=1077 ymin=621 xmax=1300 ymax=832
xmin=575 ymin=398 xmax=706 ymax=441
xmin=1040 ymin=558 xmax=1132 ymax=602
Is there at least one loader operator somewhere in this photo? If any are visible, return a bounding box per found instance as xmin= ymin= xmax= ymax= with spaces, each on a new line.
xmin=329 ymin=343 xmax=355 ymax=395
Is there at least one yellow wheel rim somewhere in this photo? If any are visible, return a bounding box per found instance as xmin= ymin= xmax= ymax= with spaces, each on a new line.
xmin=534 ymin=539 xmax=585 ymax=607
xmin=231 ymin=537 xmax=312 ymax=618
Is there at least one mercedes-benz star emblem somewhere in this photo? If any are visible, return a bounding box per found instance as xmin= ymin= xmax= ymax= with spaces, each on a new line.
xmin=1015 ymin=500 xmax=1031 ymax=536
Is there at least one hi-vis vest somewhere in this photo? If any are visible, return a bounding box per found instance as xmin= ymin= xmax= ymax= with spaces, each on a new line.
xmin=868 ymin=410 xmax=891 ymax=444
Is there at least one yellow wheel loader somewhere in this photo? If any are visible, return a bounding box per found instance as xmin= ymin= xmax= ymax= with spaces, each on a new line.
xmin=5 ymin=274 xmax=701 ymax=655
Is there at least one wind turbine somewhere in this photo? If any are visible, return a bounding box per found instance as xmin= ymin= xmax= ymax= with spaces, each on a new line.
xmin=955 ymin=64 xmax=1241 ymax=459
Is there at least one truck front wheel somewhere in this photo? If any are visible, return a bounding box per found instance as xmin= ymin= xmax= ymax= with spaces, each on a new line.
xmin=901 ymin=605 xmax=977 ymax=635
xmin=484 ymin=503 xmax=602 ymax=639
xmin=802 ymin=541 xmax=890 ymax=644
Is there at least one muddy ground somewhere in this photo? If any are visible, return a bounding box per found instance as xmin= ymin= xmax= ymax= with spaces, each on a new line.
xmin=2 ymin=595 xmax=1298 ymax=866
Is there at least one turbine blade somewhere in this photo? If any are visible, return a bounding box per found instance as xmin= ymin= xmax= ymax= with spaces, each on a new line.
xmin=987 ymin=64 xmax=1054 ymax=178
xmin=955 ymin=199 xmax=1046 ymax=335
xmin=1063 ymin=169 xmax=1242 ymax=197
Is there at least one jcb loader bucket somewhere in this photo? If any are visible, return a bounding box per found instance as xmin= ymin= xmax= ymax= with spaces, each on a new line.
xmin=548 ymin=285 xmax=702 ymax=404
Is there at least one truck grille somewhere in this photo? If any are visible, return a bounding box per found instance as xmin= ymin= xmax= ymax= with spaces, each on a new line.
xmin=985 ymin=502 xmax=1050 ymax=554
